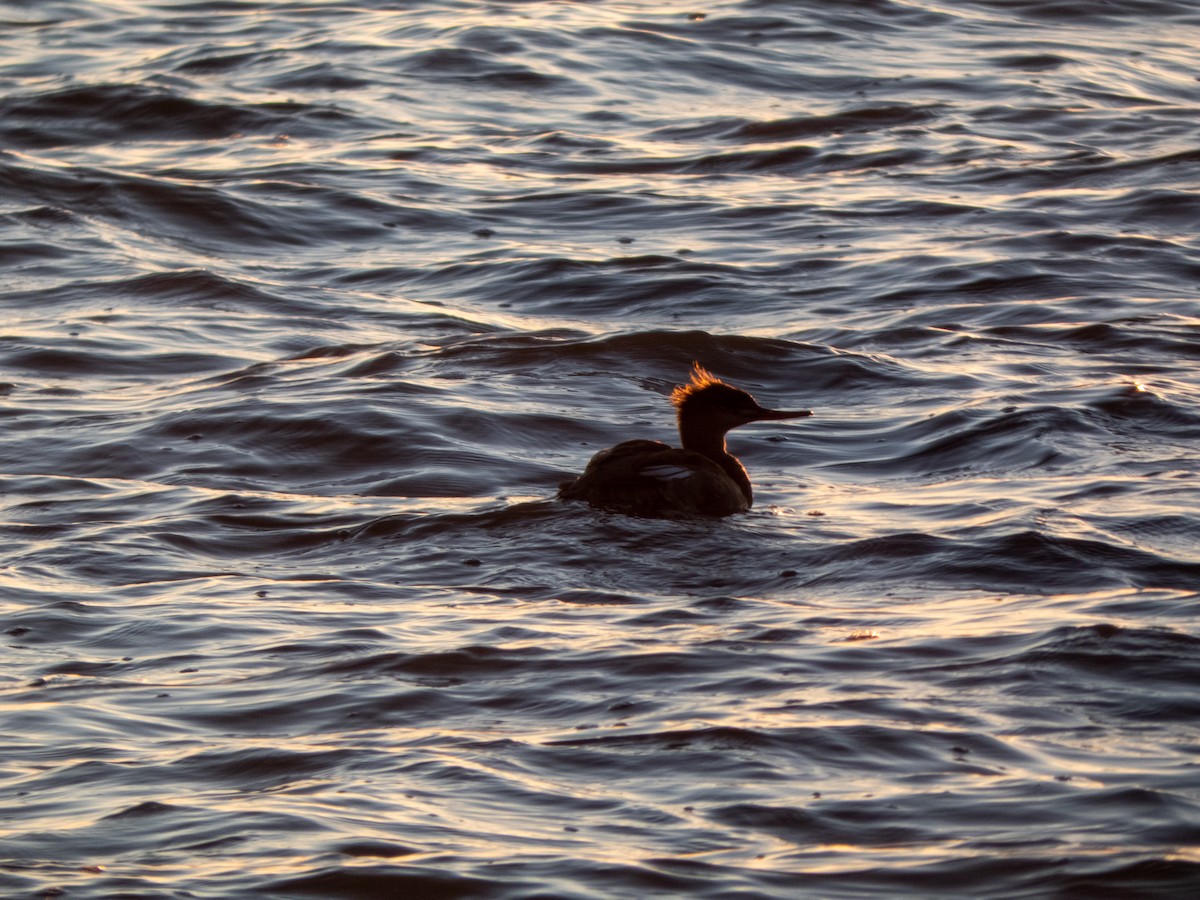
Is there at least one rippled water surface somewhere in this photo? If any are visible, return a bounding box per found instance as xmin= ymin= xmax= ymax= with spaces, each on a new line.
xmin=3 ymin=1 xmax=1200 ymax=896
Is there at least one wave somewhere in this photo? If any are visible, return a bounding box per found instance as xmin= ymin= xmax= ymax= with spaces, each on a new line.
xmin=0 ymin=83 xmax=370 ymax=149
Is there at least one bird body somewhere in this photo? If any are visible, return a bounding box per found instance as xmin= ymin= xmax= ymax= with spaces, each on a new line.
xmin=558 ymin=365 xmax=810 ymax=518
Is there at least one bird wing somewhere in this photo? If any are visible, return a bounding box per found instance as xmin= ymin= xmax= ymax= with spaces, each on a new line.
xmin=638 ymin=463 xmax=695 ymax=482
xmin=559 ymin=442 xmax=747 ymax=517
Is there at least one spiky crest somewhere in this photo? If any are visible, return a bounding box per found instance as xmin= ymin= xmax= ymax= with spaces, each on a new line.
xmin=671 ymin=362 xmax=725 ymax=408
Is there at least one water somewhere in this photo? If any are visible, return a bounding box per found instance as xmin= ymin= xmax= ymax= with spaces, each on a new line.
xmin=2 ymin=1 xmax=1199 ymax=896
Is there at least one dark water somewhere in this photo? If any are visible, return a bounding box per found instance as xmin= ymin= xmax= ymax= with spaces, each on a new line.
xmin=3 ymin=1 xmax=1200 ymax=896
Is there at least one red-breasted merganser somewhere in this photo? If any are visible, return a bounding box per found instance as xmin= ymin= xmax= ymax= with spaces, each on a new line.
xmin=558 ymin=364 xmax=811 ymax=517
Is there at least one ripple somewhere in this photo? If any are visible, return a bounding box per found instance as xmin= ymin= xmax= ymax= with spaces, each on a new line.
xmin=2 ymin=1 xmax=1199 ymax=897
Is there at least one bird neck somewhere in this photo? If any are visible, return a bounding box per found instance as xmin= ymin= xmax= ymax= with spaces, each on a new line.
xmin=678 ymin=421 xmax=753 ymax=505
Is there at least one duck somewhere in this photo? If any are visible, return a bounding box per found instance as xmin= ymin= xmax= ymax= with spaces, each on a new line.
xmin=558 ymin=364 xmax=811 ymax=517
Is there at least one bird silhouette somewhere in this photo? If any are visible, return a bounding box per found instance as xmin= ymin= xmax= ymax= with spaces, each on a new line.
xmin=559 ymin=364 xmax=811 ymax=517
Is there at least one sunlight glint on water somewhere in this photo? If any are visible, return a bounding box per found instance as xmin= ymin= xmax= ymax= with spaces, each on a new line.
xmin=1 ymin=0 xmax=1199 ymax=897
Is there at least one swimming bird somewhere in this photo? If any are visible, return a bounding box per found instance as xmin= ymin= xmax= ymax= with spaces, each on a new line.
xmin=558 ymin=364 xmax=811 ymax=517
